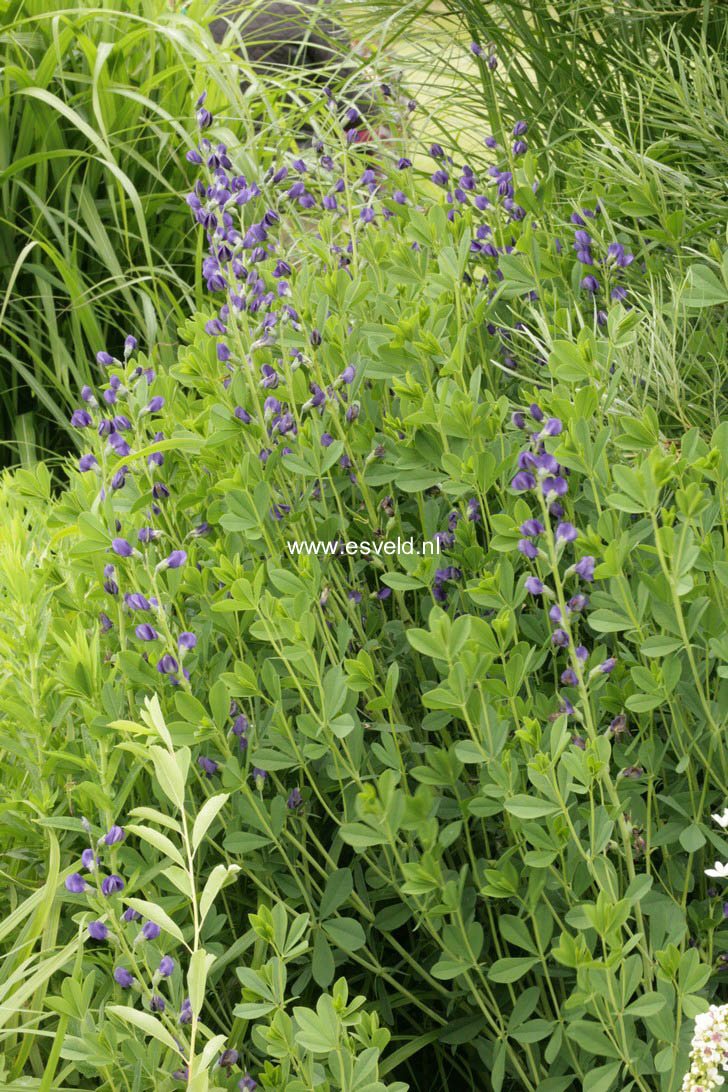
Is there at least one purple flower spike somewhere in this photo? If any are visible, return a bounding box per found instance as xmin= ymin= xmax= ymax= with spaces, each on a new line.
xmin=178 ymin=632 xmax=197 ymax=651
xmin=101 ymin=874 xmax=125 ymax=896
xmin=104 ymin=825 xmax=125 ymax=845
xmin=470 ymin=41 xmax=483 ymax=56
xmin=575 ymin=645 xmax=589 ymax=663
xmin=114 ymin=966 xmax=135 ymax=988
xmin=65 ymin=873 xmax=87 ymax=893
xmin=556 ymin=522 xmax=577 ymax=543
xmin=112 ymin=538 xmax=134 ymax=558
xmin=157 ymin=654 xmax=179 ymax=675
xmin=581 ymin=275 xmax=600 ymax=295
xmin=552 ymin=629 xmax=570 ymax=647
xmin=88 ymin=920 xmax=109 ymax=941
xmin=135 ymin=623 xmax=159 ymax=641
xmin=141 ymin=920 xmax=161 ymax=941
xmin=158 ymin=956 xmax=175 ymax=977
xmin=376 ymin=587 xmax=392 ymax=600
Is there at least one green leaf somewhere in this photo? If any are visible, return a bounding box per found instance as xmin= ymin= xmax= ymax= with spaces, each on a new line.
xmin=380 ymin=573 xmax=426 ymax=591
xmin=549 ymin=340 xmax=591 ymax=382
xmin=312 ymin=929 xmax=335 ymax=988
xmin=187 ymin=948 xmax=216 ymax=1014
xmin=149 ymin=745 xmax=186 ymax=810
xmin=641 ymin=636 xmax=683 ymax=657
xmin=107 ymin=1005 xmax=179 ymax=1053
xmin=123 ymin=899 xmax=184 ymax=943
xmin=199 ymin=864 xmax=240 ymax=925
xmin=505 ymin=795 xmax=561 ymax=819
xmin=323 ymin=917 xmax=366 ymax=952
xmin=623 ymin=993 xmax=666 ymax=1018
xmin=320 ymin=869 xmax=353 ymax=920
xmin=487 ymin=957 xmax=540 ymax=983
xmin=582 ymin=1061 xmax=622 ymax=1092
xmin=565 ymin=1020 xmax=621 ymax=1058
xmin=679 ymin=824 xmax=706 ymax=853
xmin=192 ymin=793 xmax=229 ymax=854
xmin=124 ymin=824 xmax=184 ymax=868
xmin=683 ymin=264 xmax=728 ymax=308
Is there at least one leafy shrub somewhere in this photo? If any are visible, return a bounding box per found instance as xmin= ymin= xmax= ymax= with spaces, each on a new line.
xmin=4 ymin=83 xmax=728 ymax=1091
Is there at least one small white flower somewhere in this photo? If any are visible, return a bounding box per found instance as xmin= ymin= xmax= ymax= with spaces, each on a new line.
xmin=705 ymin=862 xmax=728 ymax=878
xmin=712 ymin=810 xmax=728 ymax=828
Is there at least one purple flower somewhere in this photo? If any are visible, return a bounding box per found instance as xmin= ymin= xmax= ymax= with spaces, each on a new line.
xmin=470 ymin=41 xmax=483 ymax=56
xmin=568 ymin=594 xmax=589 ymax=612
xmin=511 ymin=471 xmax=536 ymax=492
xmin=574 ymin=556 xmax=595 ymax=582
xmin=79 ymin=454 xmax=98 ymax=472
xmin=556 ymin=522 xmax=577 ymax=543
xmin=65 ymin=873 xmax=87 ymax=893
xmin=376 ymin=587 xmax=392 ymax=600
xmin=178 ymin=632 xmax=197 ymax=650
xmin=575 ymin=645 xmax=589 ymax=663
xmin=71 ymin=409 xmax=93 ymax=428
xmin=239 ymin=1076 xmax=257 ymax=1091
xmin=149 ymin=995 xmax=165 ymax=1012
xmin=101 ymin=874 xmax=125 ymax=896
xmin=599 ymin=657 xmax=617 ymax=674
xmin=198 ymin=756 xmax=218 ymax=776
xmin=125 ymin=593 xmax=151 ymax=610
xmin=552 ymin=629 xmax=570 ymax=647
xmin=321 ymin=432 xmax=334 ymax=447
xmin=141 ymin=920 xmax=161 ymax=940
xmin=135 ymin=623 xmax=159 ymax=641
xmin=122 ymin=907 xmax=141 ymax=922
xmin=114 ymin=966 xmax=135 ymax=988
xmin=81 ymin=848 xmax=97 ymax=870
xmin=518 ymin=539 xmax=539 ymax=559
xmin=165 ymin=550 xmax=187 ymax=569
xmin=146 ymin=396 xmax=165 ymax=413
xmin=219 ymin=1049 xmax=240 ymax=1069
xmin=97 ymin=351 xmax=114 ymax=367
xmin=157 ymin=654 xmax=179 ymax=675
xmin=513 ymin=140 xmax=527 ymax=155
xmin=112 ymin=538 xmax=134 ymax=558
xmin=513 ymin=120 xmax=528 ymax=136
xmin=560 ymin=668 xmax=579 ymax=686
xmin=104 ymin=825 xmax=125 ymax=845
xmin=524 ymin=576 xmax=544 ymax=595
xmin=520 ymin=519 xmax=544 ymax=537
xmin=99 ymin=612 xmax=113 ymax=632
xmin=549 ymin=605 xmax=562 ymax=623
xmin=232 ymin=714 xmax=249 ymax=737
xmin=541 ymin=418 xmax=563 ymax=437
xmin=88 ymin=920 xmax=109 ymax=941
xmin=138 ymin=527 xmax=161 ymax=543
xmin=158 ymin=955 xmax=175 ymax=977
xmin=287 ymin=788 xmax=302 ymax=808
xmin=581 ymin=275 xmax=600 ymax=295
xmin=542 ymin=476 xmax=568 ymax=498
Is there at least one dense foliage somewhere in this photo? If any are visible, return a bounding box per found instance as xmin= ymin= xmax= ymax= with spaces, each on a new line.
xmin=3 ymin=2 xmax=728 ymax=1091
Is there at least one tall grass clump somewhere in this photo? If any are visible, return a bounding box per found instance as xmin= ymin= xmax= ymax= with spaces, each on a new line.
xmin=0 ymin=0 xmax=362 ymax=469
